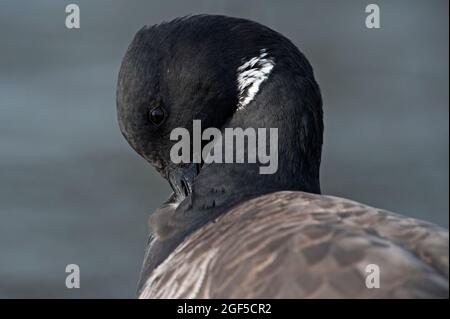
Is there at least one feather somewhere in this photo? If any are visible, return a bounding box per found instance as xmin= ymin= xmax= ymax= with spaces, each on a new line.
xmin=139 ymin=191 xmax=448 ymax=298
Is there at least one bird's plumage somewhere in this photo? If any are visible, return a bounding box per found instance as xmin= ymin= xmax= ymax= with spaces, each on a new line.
xmin=116 ymin=15 xmax=449 ymax=299
xmin=139 ymin=191 xmax=448 ymax=298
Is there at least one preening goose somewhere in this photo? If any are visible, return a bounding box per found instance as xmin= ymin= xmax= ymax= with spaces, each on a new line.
xmin=116 ymin=15 xmax=449 ymax=298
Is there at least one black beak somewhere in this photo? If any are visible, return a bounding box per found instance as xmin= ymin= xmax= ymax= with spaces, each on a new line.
xmin=168 ymin=163 xmax=200 ymax=202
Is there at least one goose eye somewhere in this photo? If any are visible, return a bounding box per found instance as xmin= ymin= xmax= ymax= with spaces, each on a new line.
xmin=149 ymin=106 xmax=166 ymax=126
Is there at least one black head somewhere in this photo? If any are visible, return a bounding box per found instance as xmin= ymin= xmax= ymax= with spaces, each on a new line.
xmin=117 ymin=15 xmax=323 ymax=205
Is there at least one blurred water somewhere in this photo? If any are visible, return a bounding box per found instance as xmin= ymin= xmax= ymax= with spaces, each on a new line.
xmin=0 ymin=0 xmax=448 ymax=298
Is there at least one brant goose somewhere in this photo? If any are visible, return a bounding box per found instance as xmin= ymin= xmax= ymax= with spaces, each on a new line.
xmin=116 ymin=15 xmax=449 ymax=298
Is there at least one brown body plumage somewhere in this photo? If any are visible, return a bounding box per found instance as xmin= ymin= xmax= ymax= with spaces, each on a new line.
xmin=139 ymin=191 xmax=448 ymax=298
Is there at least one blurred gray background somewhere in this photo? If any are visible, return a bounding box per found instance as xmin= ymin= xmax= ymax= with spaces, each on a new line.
xmin=0 ymin=0 xmax=448 ymax=298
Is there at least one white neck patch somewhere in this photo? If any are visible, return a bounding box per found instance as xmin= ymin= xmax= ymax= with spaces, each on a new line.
xmin=236 ymin=49 xmax=275 ymax=111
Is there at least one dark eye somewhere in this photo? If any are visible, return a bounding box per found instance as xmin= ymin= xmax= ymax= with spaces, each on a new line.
xmin=149 ymin=106 xmax=166 ymax=126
